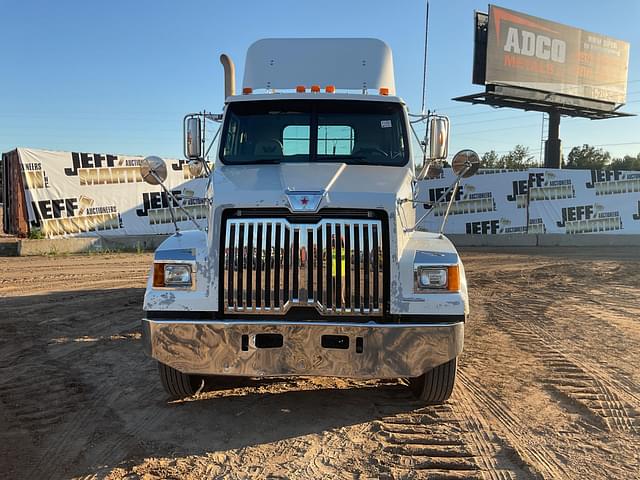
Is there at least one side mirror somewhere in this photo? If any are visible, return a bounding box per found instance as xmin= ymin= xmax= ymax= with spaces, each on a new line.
xmin=451 ymin=149 xmax=480 ymax=178
xmin=184 ymin=117 xmax=202 ymax=159
xmin=429 ymin=117 xmax=449 ymax=160
xmin=140 ymin=156 xmax=168 ymax=185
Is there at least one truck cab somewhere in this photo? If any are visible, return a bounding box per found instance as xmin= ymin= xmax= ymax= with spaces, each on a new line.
xmin=141 ymin=38 xmax=476 ymax=404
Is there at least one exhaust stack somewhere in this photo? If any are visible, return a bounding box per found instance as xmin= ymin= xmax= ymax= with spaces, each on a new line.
xmin=220 ymin=54 xmax=236 ymax=98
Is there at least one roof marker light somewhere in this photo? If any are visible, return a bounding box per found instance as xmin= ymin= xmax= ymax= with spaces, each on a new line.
xmin=296 ymin=85 xmax=306 ymax=93
xmin=242 ymin=87 xmax=253 ymax=95
xmin=311 ymin=84 xmax=321 ymax=93
xmin=379 ymin=87 xmax=389 ymax=96
xmin=325 ymin=85 xmax=335 ymax=93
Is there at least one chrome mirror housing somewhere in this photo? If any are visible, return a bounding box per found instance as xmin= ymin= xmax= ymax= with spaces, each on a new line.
xmin=185 ymin=117 xmax=202 ymax=159
xmin=429 ymin=116 xmax=449 ymax=160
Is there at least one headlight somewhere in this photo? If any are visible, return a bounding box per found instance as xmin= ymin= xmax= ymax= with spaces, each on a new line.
xmin=153 ymin=263 xmax=194 ymax=288
xmin=414 ymin=265 xmax=460 ymax=292
xmin=417 ymin=267 xmax=447 ymax=288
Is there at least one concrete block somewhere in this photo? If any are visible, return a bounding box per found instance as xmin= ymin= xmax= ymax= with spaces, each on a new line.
xmin=101 ymin=235 xmax=169 ymax=252
xmin=17 ymin=237 xmax=103 ymax=256
xmin=0 ymin=241 xmax=19 ymax=256
xmin=537 ymin=234 xmax=640 ymax=247
xmin=446 ymin=234 xmax=537 ymax=247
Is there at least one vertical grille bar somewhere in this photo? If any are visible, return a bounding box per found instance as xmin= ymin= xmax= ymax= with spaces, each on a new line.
xmin=243 ymin=222 xmax=253 ymax=309
xmin=320 ymin=225 xmax=331 ymax=312
xmin=292 ymin=227 xmax=300 ymax=302
xmin=236 ymin=223 xmax=245 ymax=310
xmin=249 ymin=222 xmax=257 ymax=309
xmin=274 ymin=223 xmax=282 ymax=309
xmin=375 ymin=223 xmax=383 ymax=311
xmin=355 ymin=223 xmax=362 ymax=312
xmin=316 ymin=225 xmax=323 ymax=310
xmin=344 ymin=223 xmax=352 ymax=312
xmin=330 ymin=222 xmax=337 ymax=312
xmin=265 ymin=223 xmax=272 ymax=309
xmin=367 ymin=222 xmax=375 ymax=311
xmin=363 ymin=224 xmax=370 ymax=311
xmin=256 ymin=222 xmax=264 ymax=309
xmin=283 ymin=226 xmax=290 ymax=305
xmin=224 ymin=223 xmax=233 ymax=310
xmin=335 ymin=223 xmax=342 ymax=311
xmin=306 ymin=228 xmax=313 ymax=304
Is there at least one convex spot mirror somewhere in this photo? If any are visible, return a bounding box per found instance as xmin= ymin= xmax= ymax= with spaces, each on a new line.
xmin=416 ymin=160 xmax=444 ymax=181
xmin=429 ymin=116 xmax=449 ymax=160
xmin=451 ymin=149 xmax=480 ymax=178
xmin=185 ymin=117 xmax=202 ymax=159
xmin=140 ymin=156 xmax=168 ymax=185
xmin=188 ymin=159 xmax=205 ymax=177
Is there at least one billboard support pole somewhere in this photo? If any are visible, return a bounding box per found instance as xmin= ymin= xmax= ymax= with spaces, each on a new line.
xmin=544 ymin=110 xmax=562 ymax=168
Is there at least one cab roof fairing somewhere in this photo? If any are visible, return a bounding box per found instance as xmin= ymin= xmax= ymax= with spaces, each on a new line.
xmin=242 ymin=38 xmax=396 ymax=95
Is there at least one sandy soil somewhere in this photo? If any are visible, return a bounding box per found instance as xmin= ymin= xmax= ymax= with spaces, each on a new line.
xmin=0 ymin=248 xmax=639 ymax=479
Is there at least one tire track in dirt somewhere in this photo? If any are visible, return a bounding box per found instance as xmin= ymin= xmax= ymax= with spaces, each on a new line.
xmin=490 ymin=303 xmax=639 ymax=433
xmin=371 ymin=389 xmax=526 ymax=480
xmin=457 ymin=371 xmax=569 ymax=480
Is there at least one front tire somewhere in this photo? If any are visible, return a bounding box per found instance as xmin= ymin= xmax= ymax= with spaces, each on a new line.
xmin=158 ymin=362 xmax=204 ymax=399
xmin=408 ymin=358 xmax=457 ymax=404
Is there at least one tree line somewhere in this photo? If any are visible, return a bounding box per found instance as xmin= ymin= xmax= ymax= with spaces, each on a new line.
xmin=480 ymin=144 xmax=640 ymax=170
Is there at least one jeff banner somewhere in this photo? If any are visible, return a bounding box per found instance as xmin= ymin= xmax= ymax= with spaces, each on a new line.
xmin=12 ymin=148 xmax=640 ymax=237
xmin=485 ymin=5 xmax=630 ymax=104
xmin=418 ymin=168 xmax=640 ymax=235
xmin=15 ymin=148 xmax=208 ymax=237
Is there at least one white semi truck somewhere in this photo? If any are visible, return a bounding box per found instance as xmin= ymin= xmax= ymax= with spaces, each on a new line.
xmin=140 ymin=38 xmax=479 ymax=404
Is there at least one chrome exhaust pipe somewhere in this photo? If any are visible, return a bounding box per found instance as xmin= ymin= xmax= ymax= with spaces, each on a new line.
xmin=219 ymin=54 xmax=235 ymax=98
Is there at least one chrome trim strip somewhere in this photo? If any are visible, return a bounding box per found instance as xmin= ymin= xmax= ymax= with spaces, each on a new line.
xmin=154 ymin=249 xmax=195 ymax=261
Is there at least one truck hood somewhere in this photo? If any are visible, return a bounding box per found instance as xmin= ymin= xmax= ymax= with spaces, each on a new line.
xmin=211 ymin=163 xmax=412 ymax=213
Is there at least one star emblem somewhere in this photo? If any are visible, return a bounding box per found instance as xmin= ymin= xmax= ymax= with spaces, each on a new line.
xmin=300 ymin=197 xmax=309 ymax=206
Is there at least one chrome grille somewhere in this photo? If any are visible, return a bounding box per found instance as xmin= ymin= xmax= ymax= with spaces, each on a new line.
xmin=223 ymin=217 xmax=384 ymax=316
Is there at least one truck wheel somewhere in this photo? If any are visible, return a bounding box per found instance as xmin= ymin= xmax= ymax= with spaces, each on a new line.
xmin=158 ymin=362 xmax=204 ymax=399
xmin=408 ymin=358 xmax=457 ymax=404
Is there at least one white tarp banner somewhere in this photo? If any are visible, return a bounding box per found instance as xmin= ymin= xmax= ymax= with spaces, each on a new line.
xmin=16 ymin=148 xmax=640 ymax=237
xmin=16 ymin=148 xmax=208 ymax=237
xmin=418 ymin=168 xmax=640 ymax=235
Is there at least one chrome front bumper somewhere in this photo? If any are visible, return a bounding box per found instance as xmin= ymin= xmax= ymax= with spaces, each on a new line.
xmin=142 ymin=318 xmax=464 ymax=379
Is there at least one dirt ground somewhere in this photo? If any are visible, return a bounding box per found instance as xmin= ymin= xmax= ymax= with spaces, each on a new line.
xmin=1 ymin=248 xmax=639 ymax=479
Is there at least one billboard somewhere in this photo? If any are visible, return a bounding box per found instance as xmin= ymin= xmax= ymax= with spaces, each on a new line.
xmin=480 ymin=5 xmax=630 ymax=104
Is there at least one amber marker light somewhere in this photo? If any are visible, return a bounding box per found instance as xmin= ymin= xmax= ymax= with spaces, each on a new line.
xmin=379 ymin=87 xmax=389 ymax=96
xmin=296 ymin=85 xmax=306 ymax=93
xmin=325 ymin=85 xmax=335 ymax=93
xmin=447 ymin=265 xmax=461 ymax=292
xmin=242 ymin=87 xmax=253 ymax=95
xmin=311 ymin=84 xmax=321 ymax=93
xmin=153 ymin=263 xmax=165 ymax=288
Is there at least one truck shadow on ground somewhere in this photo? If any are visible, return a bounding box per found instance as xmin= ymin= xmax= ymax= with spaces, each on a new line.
xmin=0 ymin=287 xmax=425 ymax=478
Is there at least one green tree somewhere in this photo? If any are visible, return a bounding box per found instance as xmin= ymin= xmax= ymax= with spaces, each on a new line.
xmin=566 ymin=144 xmax=611 ymax=169
xmin=500 ymin=144 xmax=535 ymax=169
xmin=609 ymin=153 xmax=640 ymax=171
xmin=480 ymin=150 xmax=499 ymax=168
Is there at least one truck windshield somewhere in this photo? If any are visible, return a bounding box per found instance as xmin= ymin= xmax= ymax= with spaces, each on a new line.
xmin=220 ymin=100 xmax=408 ymax=166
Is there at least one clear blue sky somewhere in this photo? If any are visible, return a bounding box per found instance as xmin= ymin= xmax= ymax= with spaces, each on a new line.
xmin=1 ymin=0 xmax=638 ymax=163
